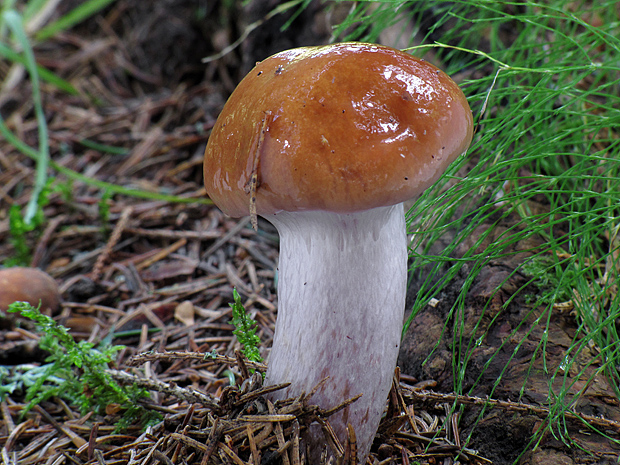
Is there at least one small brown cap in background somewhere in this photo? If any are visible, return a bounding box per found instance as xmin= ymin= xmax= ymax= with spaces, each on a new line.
xmin=0 ymin=267 xmax=61 ymax=315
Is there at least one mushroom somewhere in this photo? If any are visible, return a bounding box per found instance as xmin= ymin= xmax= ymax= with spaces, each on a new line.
xmin=0 ymin=267 xmax=60 ymax=315
xmin=204 ymin=42 xmax=473 ymax=460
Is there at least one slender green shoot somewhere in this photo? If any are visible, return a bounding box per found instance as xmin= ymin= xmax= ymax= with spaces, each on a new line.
xmin=0 ymin=42 xmax=77 ymax=94
xmin=2 ymin=9 xmax=49 ymax=226
xmin=0 ymin=115 xmax=212 ymax=205
xmin=34 ymin=0 xmax=118 ymax=42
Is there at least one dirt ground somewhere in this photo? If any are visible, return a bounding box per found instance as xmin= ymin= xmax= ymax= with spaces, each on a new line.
xmin=1 ymin=1 xmax=619 ymax=464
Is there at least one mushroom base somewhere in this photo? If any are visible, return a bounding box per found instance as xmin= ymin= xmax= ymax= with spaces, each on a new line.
xmin=264 ymin=205 xmax=407 ymax=461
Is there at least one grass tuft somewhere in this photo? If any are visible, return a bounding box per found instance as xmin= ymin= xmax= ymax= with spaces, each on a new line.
xmin=337 ymin=0 xmax=620 ymax=456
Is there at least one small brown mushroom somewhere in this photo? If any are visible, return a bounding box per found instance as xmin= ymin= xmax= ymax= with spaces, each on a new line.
xmin=0 ymin=267 xmax=61 ymax=315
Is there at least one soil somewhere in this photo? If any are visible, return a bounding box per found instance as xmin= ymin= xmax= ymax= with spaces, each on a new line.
xmin=0 ymin=1 xmax=618 ymax=464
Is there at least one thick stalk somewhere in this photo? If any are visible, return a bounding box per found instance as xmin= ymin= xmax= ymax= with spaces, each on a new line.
xmin=264 ymin=204 xmax=407 ymax=461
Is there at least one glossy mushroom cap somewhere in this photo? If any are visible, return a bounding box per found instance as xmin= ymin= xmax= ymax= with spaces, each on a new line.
xmin=204 ymin=42 xmax=473 ymax=217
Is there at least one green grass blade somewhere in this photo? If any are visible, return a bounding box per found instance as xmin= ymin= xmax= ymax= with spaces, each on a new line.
xmin=34 ymin=0 xmax=118 ymax=42
xmin=78 ymin=139 xmax=130 ymax=155
xmin=0 ymin=115 xmax=212 ymax=205
xmin=3 ymin=9 xmax=49 ymax=226
xmin=23 ymin=0 xmax=50 ymax=23
xmin=0 ymin=42 xmax=78 ymax=95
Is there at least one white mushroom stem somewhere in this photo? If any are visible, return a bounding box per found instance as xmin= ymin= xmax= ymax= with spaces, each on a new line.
xmin=264 ymin=204 xmax=407 ymax=461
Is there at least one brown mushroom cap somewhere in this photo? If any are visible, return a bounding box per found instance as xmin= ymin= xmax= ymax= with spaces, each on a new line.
xmin=204 ymin=42 xmax=473 ymax=217
xmin=0 ymin=267 xmax=61 ymax=314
